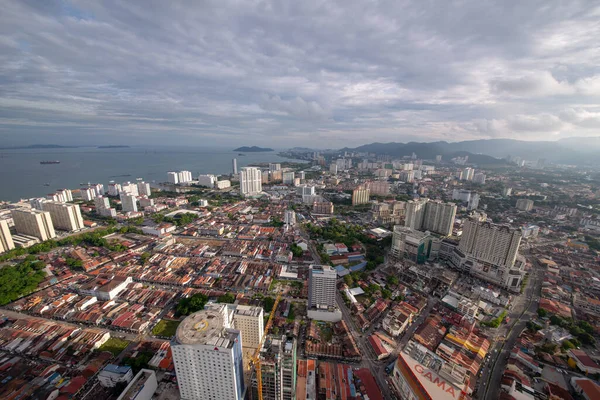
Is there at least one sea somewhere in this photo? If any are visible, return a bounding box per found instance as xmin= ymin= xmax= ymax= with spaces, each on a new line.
xmin=0 ymin=146 xmax=303 ymax=202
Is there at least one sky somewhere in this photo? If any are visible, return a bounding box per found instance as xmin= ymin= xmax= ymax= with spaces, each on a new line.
xmin=1 ymin=0 xmax=599 ymax=148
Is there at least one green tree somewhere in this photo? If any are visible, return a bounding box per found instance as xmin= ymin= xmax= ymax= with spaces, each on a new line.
xmin=176 ymin=293 xmax=209 ymax=316
xmin=263 ymin=297 xmax=275 ymax=313
xmin=537 ymin=308 xmax=548 ymax=318
xmin=217 ymin=293 xmax=236 ymax=304
xmin=386 ymin=275 xmax=399 ymax=286
xmin=561 ymin=340 xmax=575 ymax=351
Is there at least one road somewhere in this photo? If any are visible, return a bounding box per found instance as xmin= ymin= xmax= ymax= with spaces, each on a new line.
xmin=479 ymin=262 xmax=542 ymax=400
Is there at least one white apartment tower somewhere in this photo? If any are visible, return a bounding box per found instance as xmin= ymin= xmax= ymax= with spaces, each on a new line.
xmin=0 ymin=220 xmax=15 ymax=253
xmin=173 ymin=309 xmax=245 ymax=400
xmin=269 ymin=163 xmax=281 ymax=172
xmin=11 ymin=209 xmax=56 ymax=241
xmin=459 ymin=215 xmax=522 ymax=269
xmin=167 ymin=172 xmax=179 ymax=184
xmin=232 ymin=158 xmax=238 ymax=175
xmin=308 ymin=265 xmax=337 ymax=310
xmin=198 ymin=174 xmax=217 ymax=188
xmin=108 ymin=182 xmax=122 ymax=196
xmin=137 ymin=181 xmax=152 ymax=196
xmin=404 ymin=199 xmax=428 ymax=231
xmin=120 ymin=193 xmax=138 ymax=213
xmin=42 ymin=202 xmax=84 ymax=232
xmin=422 ymin=200 xmax=457 ymax=237
xmin=178 ymin=171 xmax=193 ymax=184
xmin=282 ymin=172 xmax=295 ymax=185
xmin=239 ymin=167 xmax=262 ymax=196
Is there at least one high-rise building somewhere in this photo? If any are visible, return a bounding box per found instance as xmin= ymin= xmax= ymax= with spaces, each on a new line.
xmin=30 ymin=198 xmax=46 ymax=210
xmin=366 ymin=181 xmax=390 ymax=196
xmin=42 ymin=202 xmax=84 ymax=232
xmin=269 ymin=163 xmax=281 ymax=172
xmin=308 ymin=265 xmax=337 ymax=310
xmin=108 ymin=182 xmax=122 ymax=196
xmin=167 ymin=172 xmax=179 ymax=184
xmin=352 ymin=186 xmax=370 ymax=205
xmin=404 ymin=199 xmax=428 ymax=230
xmin=312 ymin=201 xmax=334 ymax=215
xmin=252 ymin=336 xmax=297 ymax=400
xmin=473 ymin=173 xmax=486 ymax=184
xmin=178 ymin=171 xmax=193 ymax=184
xmin=502 ymin=187 xmax=512 ymax=197
xmin=80 ymin=187 xmax=96 ymax=201
xmin=461 ymin=168 xmax=474 ymax=181
xmin=120 ymin=193 xmax=138 ymax=213
xmin=137 ymin=181 xmax=152 ymax=196
xmin=173 ymin=308 xmax=245 ymax=400
xmin=282 ymin=172 xmax=295 ymax=185
xmin=56 ymin=189 xmax=73 ymax=202
xmin=296 ymin=185 xmax=315 ymax=197
xmin=422 ymin=200 xmax=457 ymax=237
xmin=329 ymin=164 xmax=338 ymax=174
xmin=452 ymin=189 xmax=472 ymax=203
xmin=95 ymin=196 xmax=117 ymax=217
xmin=284 ymin=210 xmax=296 ymax=227
xmin=198 ymin=174 xmax=217 ymax=188
xmin=11 ymin=209 xmax=56 ymax=241
xmin=121 ymin=182 xmax=139 ymax=196
xmin=516 ymin=199 xmax=534 ymax=211
xmin=399 ymin=170 xmax=415 ymax=183
xmin=239 ymin=167 xmax=262 ymax=196
xmin=468 ymin=193 xmax=480 ymax=211
xmin=436 ymin=155 xmax=442 ymax=163
xmin=232 ymin=158 xmax=238 ymax=175
xmin=459 ymin=214 xmax=521 ymax=269
xmin=391 ymin=226 xmax=438 ymax=264
xmin=0 ymin=220 xmax=15 ymax=253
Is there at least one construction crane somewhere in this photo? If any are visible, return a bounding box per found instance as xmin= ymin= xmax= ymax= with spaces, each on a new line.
xmin=250 ymin=291 xmax=282 ymax=400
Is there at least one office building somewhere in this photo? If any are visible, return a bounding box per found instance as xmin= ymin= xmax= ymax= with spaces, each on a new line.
xmin=352 ymin=186 xmax=370 ymax=205
xmin=391 ymin=226 xmax=438 ymax=264
xmin=108 ymin=182 xmax=122 ymax=196
xmin=137 ymin=181 xmax=151 ymax=196
xmin=516 ymin=198 xmax=534 ymax=211
xmin=269 ymin=163 xmax=281 ymax=172
xmin=173 ymin=309 xmax=245 ymax=400
xmin=42 ymin=202 xmax=84 ymax=232
xmin=11 ymin=209 xmax=56 ymax=241
xmin=198 ymin=174 xmax=217 ymax=188
xmin=473 ymin=173 xmax=486 ymax=184
xmin=167 ymin=172 xmax=179 ymax=184
xmin=308 ymin=265 xmax=337 ymax=310
xmin=232 ymin=158 xmax=238 ymax=175
xmin=0 ymin=220 xmax=15 ymax=253
xmin=120 ymin=193 xmax=138 ymax=213
xmin=282 ymin=172 xmax=295 ymax=185
xmin=252 ymin=336 xmax=297 ymax=400
xmin=116 ymin=369 xmax=158 ymax=400
xmin=239 ymin=167 xmax=262 ymax=196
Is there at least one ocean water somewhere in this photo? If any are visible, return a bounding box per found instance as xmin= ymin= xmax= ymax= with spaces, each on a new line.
xmin=0 ymin=146 xmax=300 ymax=202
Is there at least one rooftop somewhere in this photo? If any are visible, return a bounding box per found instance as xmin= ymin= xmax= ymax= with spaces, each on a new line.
xmin=175 ymin=309 xmax=237 ymax=347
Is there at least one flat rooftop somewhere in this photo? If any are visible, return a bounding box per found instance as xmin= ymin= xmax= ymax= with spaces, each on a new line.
xmin=176 ymin=309 xmax=237 ymax=347
xmin=233 ymin=305 xmax=262 ymax=317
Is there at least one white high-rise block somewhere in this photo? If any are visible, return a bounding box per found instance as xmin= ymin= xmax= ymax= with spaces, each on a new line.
xmin=239 ymin=167 xmax=262 ymax=196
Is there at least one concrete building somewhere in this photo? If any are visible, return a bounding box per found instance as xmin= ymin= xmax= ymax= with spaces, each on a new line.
xmin=108 ymin=182 xmax=122 ymax=196
xmin=452 ymin=189 xmax=472 ymax=203
xmin=502 ymin=187 xmax=512 ymax=197
xmin=120 ymin=193 xmax=138 ymax=213
xmin=284 ymin=210 xmax=296 ymax=227
xmin=30 ymin=197 xmax=46 ymax=210
xmin=468 ymin=193 xmax=480 ymax=211
xmin=399 ymin=170 xmax=415 ymax=183
xmin=0 ymin=220 xmax=15 ymax=253
xmin=42 ymin=202 xmax=84 ymax=232
xmin=329 ymin=164 xmax=338 ymax=174
xmin=116 ymin=369 xmax=158 ymax=400
xmin=404 ymin=199 xmax=428 ymax=230
xmin=282 ymin=172 xmax=295 ymax=185
xmin=461 ymin=167 xmax=474 ymax=181
xmin=178 ymin=171 xmax=193 ymax=184
xmin=252 ymin=336 xmax=297 ymax=400
xmin=296 ymin=185 xmax=315 ymax=197
xmin=121 ymin=181 xmax=139 ymax=196
xmin=232 ymin=158 xmax=238 ymax=175
xmin=216 ymin=180 xmax=231 ymax=189
xmin=198 ymin=174 xmax=217 ymax=188
xmin=473 ymin=173 xmax=486 ymax=184
xmin=173 ymin=309 xmax=245 ymax=400
xmin=239 ymin=167 xmax=262 ymax=196
xmin=352 ymin=186 xmax=370 ymax=206
xmin=80 ymin=187 xmax=96 ymax=202
xmin=11 ymin=209 xmax=56 ymax=241
xmin=422 ymin=200 xmax=457 ymax=236
xmin=516 ymin=198 xmax=534 ymax=211
xmin=308 ymin=265 xmax=337 ymax=310
xmin=312 ymin=201 xmax=334 ymax=215
xmin=137 ymin=181 xmax=152 ymax=196
xmin=167 ymin=171 xmax=179 ymax=184
xmin=366 ymin=180 xmax=390 ymax=196
xmin=98 ymin=364 xmax=134 ymax=388
xmin=269 ymin=163 xmax=281 ymax=172
xmin=391 ymin=226 xmax=438 ymax=264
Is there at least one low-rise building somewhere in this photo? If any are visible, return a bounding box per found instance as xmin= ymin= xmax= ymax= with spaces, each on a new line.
xmin=98 ymin=365 xmax=134 ymax=388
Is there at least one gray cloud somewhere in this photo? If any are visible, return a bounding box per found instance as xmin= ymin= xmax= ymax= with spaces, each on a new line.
xmin=1 ymin=0 xmax=600 ymax=147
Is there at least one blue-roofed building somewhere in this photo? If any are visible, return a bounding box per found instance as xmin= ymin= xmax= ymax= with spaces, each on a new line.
xmin=349 ymin=262 xmax=367 ymax=272
xmin=98 ymin=364 xmax=134 ymax=388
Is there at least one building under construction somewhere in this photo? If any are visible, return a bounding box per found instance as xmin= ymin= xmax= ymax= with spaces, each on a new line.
xmin=251 ymin=335 xmax=297 ymax=400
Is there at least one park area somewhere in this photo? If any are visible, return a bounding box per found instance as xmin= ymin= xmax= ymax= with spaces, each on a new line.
xmin=152 ymin=319 xmax=181 ymax=338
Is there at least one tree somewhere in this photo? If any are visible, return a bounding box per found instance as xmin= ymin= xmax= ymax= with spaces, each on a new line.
xmin=0 ymin=259 xmax=47 ymax=305
xmin=176 ymin=293 xmax=209 ymax=316
xmin=65 ymin=257 xmax=83 ymax=269
xmin=343 ymin=274 xmax=354 ymax=287
xmin=550 ymin=315 xmax=563 ymax=326
xmin=561 ymin=340 xmax=575 ymax=351
xmin=386 ymin=275 xmax=399 ymax=286
xmin=290 ymin=243 xmax=304 ymax=258
xmin=263 ymin=297 xmax=275 ymax=313
xmin=140 ymin=252 xmax=151 ymax=265
xmin=537 ymin=308 xmax=548 ymax=318
xmin=217 ymin=293 xmax=236 ymax=304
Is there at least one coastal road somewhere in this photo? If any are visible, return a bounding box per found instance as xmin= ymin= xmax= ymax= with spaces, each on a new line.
xmin=479 ymin=263 xmax=542 ymax=400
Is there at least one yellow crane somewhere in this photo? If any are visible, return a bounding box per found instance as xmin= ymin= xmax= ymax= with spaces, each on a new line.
xmin=250 ymin=291 xmax=282 ymax=400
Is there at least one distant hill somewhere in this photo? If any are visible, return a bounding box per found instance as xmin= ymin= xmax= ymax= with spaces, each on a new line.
xmin=0 ymin=144 xmax=78 ymax=150
xmin=98 ymin=145 xmax=130 ymax=149
xmin=234 ymin=146 xmax=274 ymax=152
xmin=345 ymin=137 xmax=600 ymax=165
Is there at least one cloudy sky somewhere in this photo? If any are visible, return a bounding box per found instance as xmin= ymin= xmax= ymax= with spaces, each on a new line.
xmin=1 ymin=0 xmax=599 ymax=148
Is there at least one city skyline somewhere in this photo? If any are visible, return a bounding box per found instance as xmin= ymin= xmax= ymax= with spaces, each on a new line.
xmin=1 ymin=1 xmax=599 ymax=148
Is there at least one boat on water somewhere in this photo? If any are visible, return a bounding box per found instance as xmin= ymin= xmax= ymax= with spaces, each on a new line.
xmin=238 ymin=153 xmax=246 ymax=156
xmin=40 ymin=160 xmax=60 ymax=164
xmin=43 ymin=183 xmax=50 ymax=186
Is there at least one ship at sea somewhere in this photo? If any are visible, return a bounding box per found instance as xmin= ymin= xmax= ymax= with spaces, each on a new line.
xmin=40 ymin=160 xmax=60 ymax=164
